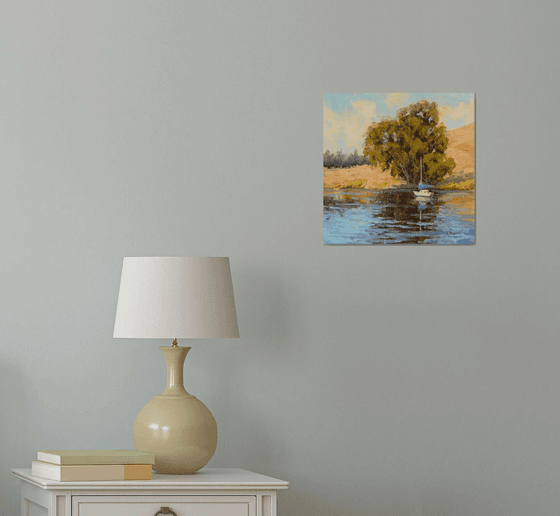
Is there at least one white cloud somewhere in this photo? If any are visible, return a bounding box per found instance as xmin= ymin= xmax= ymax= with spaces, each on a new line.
xmin=439 ymin=98 xmax=475 ymax=127
xmin=384 ymin=93 xmax=411 ymax=111
xmin=323 ymin=99 xmax=378 ymax=153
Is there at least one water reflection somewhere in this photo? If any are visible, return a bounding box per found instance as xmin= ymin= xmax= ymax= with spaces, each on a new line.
xmin=323 ymin=188 xmax=475 ymax=245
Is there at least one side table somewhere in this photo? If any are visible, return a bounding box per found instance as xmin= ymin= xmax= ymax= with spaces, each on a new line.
xmin=12 ymin=467 xmax=289 ymax=516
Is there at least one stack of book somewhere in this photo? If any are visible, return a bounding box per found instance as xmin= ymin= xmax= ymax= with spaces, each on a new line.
xmin=31 ymin=450 xmax=155 ymax=481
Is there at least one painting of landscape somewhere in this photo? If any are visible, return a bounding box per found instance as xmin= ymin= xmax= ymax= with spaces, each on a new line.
xmin=323 ymin=93 xmax=475 ymax=245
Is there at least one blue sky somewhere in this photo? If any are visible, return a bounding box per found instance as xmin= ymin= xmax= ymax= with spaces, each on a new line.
xmin=323 ymin=93 xmax=475 ymax=153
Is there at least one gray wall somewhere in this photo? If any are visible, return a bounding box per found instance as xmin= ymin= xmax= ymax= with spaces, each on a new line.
xmin=1 ymin=1 xmax=559 ymax=515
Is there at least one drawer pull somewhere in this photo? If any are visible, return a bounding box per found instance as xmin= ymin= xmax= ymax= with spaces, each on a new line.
xmin=154 ymin=508 xmax=177 ymax=516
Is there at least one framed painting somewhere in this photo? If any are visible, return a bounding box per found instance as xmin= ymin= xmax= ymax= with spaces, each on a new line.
xmin=323 ymin=93 xmax=475 ymax=245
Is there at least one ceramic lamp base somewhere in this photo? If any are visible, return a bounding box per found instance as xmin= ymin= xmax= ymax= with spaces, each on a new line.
xmin=133 ymin=346 xmax=217 ymax=474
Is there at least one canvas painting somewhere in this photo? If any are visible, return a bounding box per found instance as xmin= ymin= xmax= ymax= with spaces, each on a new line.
xmin=323 ymin=93 xmax=475 ymax=245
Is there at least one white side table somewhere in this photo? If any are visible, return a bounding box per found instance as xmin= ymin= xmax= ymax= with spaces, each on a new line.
xmin=12 ymin=467 xmax=289 ymax=516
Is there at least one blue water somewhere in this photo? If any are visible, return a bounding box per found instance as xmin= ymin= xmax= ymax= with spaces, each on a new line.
xmin=323 ymin=188 xmax=475 ymax=245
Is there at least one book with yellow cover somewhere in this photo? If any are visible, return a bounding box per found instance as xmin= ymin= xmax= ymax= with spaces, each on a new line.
xmin=31 ymin=461 xmax=152 ymax=481
xmin=37 ymin=450 xmax=155 ymax=466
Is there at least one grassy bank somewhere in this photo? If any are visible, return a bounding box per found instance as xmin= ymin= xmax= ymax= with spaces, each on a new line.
xmin=323 ymin=165 xmax=403 ymax=190
xmin=324 ymin=164 xmax=475 ymax=192
xmin=438 ymin=179 xmax=475 ymax=190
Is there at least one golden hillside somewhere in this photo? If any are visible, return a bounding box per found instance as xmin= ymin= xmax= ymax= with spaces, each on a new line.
xmin=445 ymin=122 xmax=475 ymax=183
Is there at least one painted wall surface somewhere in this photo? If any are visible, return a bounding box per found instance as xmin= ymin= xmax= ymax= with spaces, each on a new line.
xmin=1 ymin=1 xmax=559 ymax=515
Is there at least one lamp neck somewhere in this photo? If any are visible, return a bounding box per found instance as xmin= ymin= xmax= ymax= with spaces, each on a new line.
xmin=159 ymin=345 xmax=191 ymax=396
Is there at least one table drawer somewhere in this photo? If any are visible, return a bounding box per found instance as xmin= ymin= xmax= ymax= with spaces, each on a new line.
xmin=72 ymin=496 xmax=256 ymax=516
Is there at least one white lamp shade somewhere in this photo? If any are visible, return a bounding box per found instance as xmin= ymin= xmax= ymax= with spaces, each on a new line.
xmin=113 ymin=257 xmax=239 ymax=339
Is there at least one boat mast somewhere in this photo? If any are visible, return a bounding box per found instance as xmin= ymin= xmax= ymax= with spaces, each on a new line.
xmin=419 ymin=155 xmax=422 ymax=185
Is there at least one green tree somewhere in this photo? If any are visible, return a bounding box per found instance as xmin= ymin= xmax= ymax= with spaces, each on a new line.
xmin=363 ymin=100 xmax=456 ymax=185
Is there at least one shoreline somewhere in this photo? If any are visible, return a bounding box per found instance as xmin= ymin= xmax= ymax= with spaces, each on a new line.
xmin=323 ymin=165 xmax=475 ymax=191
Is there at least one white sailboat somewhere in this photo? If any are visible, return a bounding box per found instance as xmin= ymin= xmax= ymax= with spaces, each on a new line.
xmin=413 ymin=156 xmax=432 ymax=198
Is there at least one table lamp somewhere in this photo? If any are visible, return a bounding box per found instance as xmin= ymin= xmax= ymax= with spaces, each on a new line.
xmin=113 ymin=257 xmax=239 ymax=474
